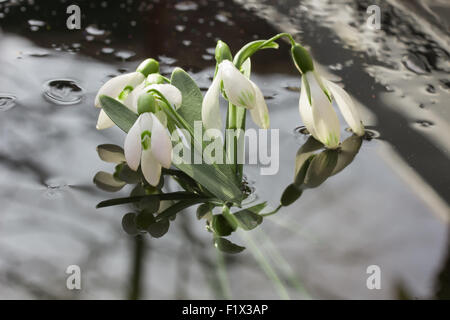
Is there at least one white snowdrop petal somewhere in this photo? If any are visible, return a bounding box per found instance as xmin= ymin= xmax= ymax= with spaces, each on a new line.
xmin=96 ymin=109 xmax=115 ymax=130
xmin=249 ymin=80 xmax=270 ymax=129
xmin=95 ymin=72 xmax=145 ymax=108
xmin=307 ymin=72 xmax=341 ymax=149
xmin=141 ymin=148 xmax=162 ymax=186
xmin=219 ymin=60 xmax=256 ymax=109
xmin=124 ymin=116 xmax=143 ymax=171
xmin=202 ymin=73 xmax=223 ymax=135
xmin=324 ymin=80 xmax=365 ymax=136
xmin=149 ymin=113 xmax=172 ymax=169
xmin=298 ymin=76 xmax=317 ymax=138
xmin=146 ymin=84 xmax=182 ymax=109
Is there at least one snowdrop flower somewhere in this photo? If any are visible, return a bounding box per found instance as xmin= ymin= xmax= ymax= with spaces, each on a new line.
xmin=95 ymin=72 xmax=145 ymax=130
xmin=292 ymin=44 xmax=364 ymax=149
xmin=95 ymin=58 xmax=160 ymax=130
xmin=124 ymin=112 xmax=172 ymax=186
xmin=202 ymin=60 xmax=269 ymax=135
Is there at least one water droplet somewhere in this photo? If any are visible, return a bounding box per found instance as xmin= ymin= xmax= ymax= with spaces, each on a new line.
xmin=86 ymin=25 xmax=106 ymax=36
xmin=101 ymin=47 xmax=114 ymax=54
xmin=415 ymin=120 xmax=434 ymax=128
xmin=284 ymin=86 xmax=300 ymax=92
xmin=202 ymin=54 xmax=213 ymax=61
xmin=206 ymin=47 xmax=215 ymax=55
xmin=28 ymin=19 xmax=45 ymax=27
xmin=25 ymin=48 xmax=50 ymax=57
xmin=426 ymin=84 xmax=436 ymax=94
xmin=115 ymin=50 xmax=136 ymax=61
xmin=175 ymin=1 xmax=198 ymax=11
xmin=0 ymin=94 xmax=17 ymax=111
xmin=44 ymin=179 xmax=68 ymax=199
xmin=182 ymin=40 xmax=192 ymax=47
xmin=329 ymin=63 xmax=343 ymax=71
xmin=175 ymin=25 xmax=186 ymax=32
xmin=158 ymin=55 xmax=176 ymax=65
xmin=43 ymin=79 xmax=84 ymax=105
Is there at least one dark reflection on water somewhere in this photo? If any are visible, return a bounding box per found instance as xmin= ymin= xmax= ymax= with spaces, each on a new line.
xmin=0 ymin=0 xmax=449 ymax=299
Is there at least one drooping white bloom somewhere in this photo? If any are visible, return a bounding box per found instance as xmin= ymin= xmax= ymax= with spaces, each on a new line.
xmin=299 ymin=71 xmax=364 ymax=149
xmin=95 ymin=72 xmax=145 ymax=130
xmin=202 ymin=60 xmax=269 ymax=134
xmin=124 ymin=113 xmax=172 ymax=186
xmin=323 ymin=79 xmax=364 ymax=136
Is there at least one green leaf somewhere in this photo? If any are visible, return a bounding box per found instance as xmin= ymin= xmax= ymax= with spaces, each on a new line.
xmin=175 ymin=162 xmax=242 ymax=204
xmin=147 ymin=219 xmax=170 ymax=238
xmin=97 ymin=144 xmax=126 ymax=163
xmin=242 ymin=202 xmax=267 ymax=214
xmin=234 ymin=210 xmax=263 ymax=231
xmin=212 ymin=214 xmax=235 ymax=236
xmin=155 ymin=198 xmax=206 ymax=221
xmin=93 ymin=171 xmax=126 ymax=192
xmin=197 ymin=203 xmax=214 ymax=220
xmin=280 ymin=184 xmax=303 ymax=207
xmin=99 ymin=95 xmax=138 ymax=133
xmin=170 ymin=67 xmax=203 ymax=131
xmin=96 ymin=192 xmax=204 ymax=208
xmin=114 ymin=163 xmax=141 ymax=184
xmin=135 ymin=209 xmax=156 ymax=230
xmin=214 ymin=237 xmax=245 ymax=254
xmin=122 ymin=212 xmax=139 ymax=235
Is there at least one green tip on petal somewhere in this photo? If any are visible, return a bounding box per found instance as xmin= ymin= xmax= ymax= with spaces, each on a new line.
xmin=137 ymin=93 xmax=156 ymax=115
xmin=146 ymin=73 xmax=165 ymax=85
xmin=215 ymin=40 xmax=232 ymax=64
xmin=291 ymin=43 xmax=314 ymax=74
xmin=137 ymin=58 xmax=160 ymax=77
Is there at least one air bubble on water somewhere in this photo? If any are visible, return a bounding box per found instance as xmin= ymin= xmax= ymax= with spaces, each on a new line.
xmin=0 ymin=94 xmax=17 ymax=111
xmin=43 ymin=79 xmax=84 ymax=105
xmin=175 ymin=1 xmax=198 ymax=11
xmin=158 ymin=55 xmax=176 ymax=65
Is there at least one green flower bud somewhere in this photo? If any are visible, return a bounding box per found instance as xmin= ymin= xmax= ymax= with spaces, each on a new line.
xmin=146 ymin=73 xmax=165 ymax=85
xmin=215 ymin=40 xmax=232 ymax=64
xmin=137 ymin=93 xmax=156 ymax=115
xmin=291 ymin=43 xmax=314 ymax=74
xmin=137 ymin=58 xmax=160 ymax=76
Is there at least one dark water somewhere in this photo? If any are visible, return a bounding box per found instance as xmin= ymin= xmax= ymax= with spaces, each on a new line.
xmin=0 ymin=0 xmax=449 ymax=299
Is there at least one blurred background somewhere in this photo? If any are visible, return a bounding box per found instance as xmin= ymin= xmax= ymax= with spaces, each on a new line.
xmin=0 ymin=0 xmax=449 ymax=299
